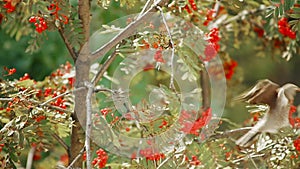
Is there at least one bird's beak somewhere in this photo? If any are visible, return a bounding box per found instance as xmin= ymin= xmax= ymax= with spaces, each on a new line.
xmin=297 ymin=88 xmax=300 ymax=92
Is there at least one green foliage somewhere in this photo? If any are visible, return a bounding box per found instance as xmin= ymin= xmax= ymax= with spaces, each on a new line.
xmin=0 ymin=63 xmax=74 ymax=168
xmin=0 ymin=0 xmax=300 ymax=168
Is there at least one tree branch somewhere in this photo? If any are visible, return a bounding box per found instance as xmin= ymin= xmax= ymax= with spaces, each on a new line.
xmin=91 ymin=50 xmax=118 ymax=86
xmin=89 ymin=0 xmax=169 ymax=62
xmin=70 ymin=1 xmax=169 ymax=167
xmin=52 ymin=133 xmax=70 ymax=155
xmin=0 ymin=98 xmax=12 ymax=102
xmin=232 ymin=153 xmax=265 ymax=164
xmin=78 ymin=0 xmax=90 ymax=45
xmin=58 ymin=28 xmax=78 ymax=61
xmin=200 ymin=67 xmax=211 ymax=110
xmin=219 ymin=7 xmax=266 ymax=27
xmin=156 ymin=5 xmax=176 ymax=90
xmin=26 ymin=146 xmax=36 ymax=169
xmin=84 ymin=82 xmax=94 ymax=169
xmin=66 ymin=147 xmax=85 ymax=169
xmin=210 ymin=127 xmax=252 ymax=139
xmin=138 ymin=0 xmax=153 ymax=18
xmin=40 ymin=87 xmax=86 ymax=106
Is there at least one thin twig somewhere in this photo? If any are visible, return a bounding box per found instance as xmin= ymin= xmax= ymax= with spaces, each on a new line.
xmin=248 ymin=152 xmax=259 ymax=169
xmin=138 ymin=0 xmax=153 ymax=18
xmin=232 ymin=153 xmax=265 ymax=163
xmin=156 ymin=6 xmax=176 ymax=90
xmin=40 ymin=91 xmax=71 ymax=106
xmin=211 ymin=116 xmax=240 ymax=128
xmin=58 ymin=28 xmax=78 ymax=61
xmin=0 ymin=120 xmax=13 ymax=133
xmin=27 ymin=99 xmax=73 ymax=114
xmin=89 ymin=0 xmax=169 ymax=62
xmin=212 ymin=0 xmax=221 ymax=18
xmin=91 ymin=50 xmax=118 ymax=86
xmin=0 ymin=98 xmax=12 ymax=102
xmin=26 ymin=146 xmax=36 ymax=169
xmin=93 ymin=86 xmax=115 ymax=93
xmin=40 ymin=87 xmax=86 ymax=106
xmin=85 ymin=82 xmax=94 ymax=169
xmin=48 ymin=105 xmax=73 ymax=114
xmin=210 ymin=127 xmax=252 ymax=139
xmin=157 ymin=154 xmax=172 ymax=169
xmin=219 ymin=7 xmax=266 ymax=27
xmin=52 ymin=133 xmax=70 ymax=155
xmin=66 ymin=147 xmax=85 ymax=169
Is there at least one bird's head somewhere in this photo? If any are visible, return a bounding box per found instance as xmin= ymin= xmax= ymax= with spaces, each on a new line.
xmin=282 ymin=83 xmax=300 ymax=102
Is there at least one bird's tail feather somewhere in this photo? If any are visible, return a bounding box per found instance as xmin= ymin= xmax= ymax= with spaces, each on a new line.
xmin=236 ymin=130 xmax=259 ymax=147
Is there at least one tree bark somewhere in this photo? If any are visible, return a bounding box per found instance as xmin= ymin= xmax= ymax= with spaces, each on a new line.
xmin=68 ymin=0 xmax=170 ymax=167
xmin=200 ymin=69 xmax=211 ymax=110
xmin=69 ymin=0 xmax=90 ymax=167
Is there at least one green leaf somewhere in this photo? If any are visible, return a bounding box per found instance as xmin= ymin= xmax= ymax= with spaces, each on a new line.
xmin=289 ymin=13 xmax=300 ymax=19
xmin=247 ymin=1 xmax=260 ymax=7
xmin=279 ymin=5 xmax=284 ymax=16
xmin=15 ymin=79 xmax=35 ymax=88
xmin=284 ymin=0 xmax=294 ymax=11
xmin=292 ymin=7 xmax=300 ymax=13
xmin=9 ymin=152 xmax=18 ymax=162
xmin=265 ymin=8 xmax=275 ymax=18
xmin=275 ymin=7 xmax=279 ymax=17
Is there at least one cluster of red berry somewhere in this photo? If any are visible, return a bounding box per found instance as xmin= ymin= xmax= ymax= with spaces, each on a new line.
xmin=29 ymin=16 xmax=48 ymax=33
xmin=28 ymin=1 xmax=69 ymax=33
xmin=223 ymin=59 xmax=238 ymax=80
xmin=180 ymin=108 xmax=212 ymax=136
xmin=43 ymin=87 xmax=52 ymax=97
xmin=91 ymin=149 xmax=109 ymax=169
xmin=35 ymin=115 xmax=46 ymax=123
xmin=184 ymin=0 xmax=198 ymax=14
xmin=140 ymin=39 xmax=160 ymax=50
xmin=0 ymin=144 xmax=4 ymax=153
xmin=278 ymin=17 xmax=296 ymax=39
xmin=3 ymin=66 xmax=16 ymax=76
xmin=154 ymin=48 xmax=165 ymax=63
xmin=207 ymin=28 xmax=220 ymax=52
xmin=294 ymin=137 xmax=300 ymax=152
xmin=201 ymin=28 xmax=220 ymax=62
xmin=6 ymin=97 xmax=23 ymax=113
xmin=158 ymin=119 xmax=168 ymax=128
xmin=37 ymin=87 xmax=68 ymax=114
xmin=253 ymin=26 xmax=264 ymax=38
xmin=289 ymin=105 xmax=300 ymax=128
xmin=97 ymin=107 xmax=120 ymax=126
xmin=139 ymin=148 xmax=166 ymax=161
xmin=47 ymin=2 xmax=69 ymax=25
xmin=3 ymin=0 xmax=16 ymax=13
xmin=51 ymin=97 xmax=67 ymax=114
xmin=19 ymin=73 xmax=30 ymax=81
xmin=189 ymin=155 xmax=201 ymax=166
xmin=50 ymin=62 xmax=74 ymax=87
xmin=203 ymin=9 xmax=215 ymax=26
xmin=100 ymin=108 xmax=111 ymax=116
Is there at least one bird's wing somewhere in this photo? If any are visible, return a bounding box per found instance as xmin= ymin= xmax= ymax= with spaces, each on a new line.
xmin=233 ymin=79 xmax=279 ymax=105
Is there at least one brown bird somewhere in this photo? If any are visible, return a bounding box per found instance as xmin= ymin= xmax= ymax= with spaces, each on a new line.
xmin=235 ymin=79 xmax=300 ymax=147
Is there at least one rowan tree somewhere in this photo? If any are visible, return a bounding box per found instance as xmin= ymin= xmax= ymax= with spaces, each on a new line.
xmin=0 ymin=0 xmax=300 ymax=168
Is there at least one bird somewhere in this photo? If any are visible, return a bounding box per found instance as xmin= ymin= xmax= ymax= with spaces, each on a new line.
xmin=235 ymin=79 xmax=300 ymax=147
